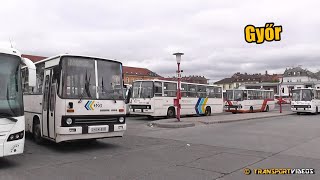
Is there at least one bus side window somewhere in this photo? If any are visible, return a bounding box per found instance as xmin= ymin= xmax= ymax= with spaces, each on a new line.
xmin=187 ymin=84 xmax=197 ymax=97
xmin=197 ymin=85 xmax=206 ymax=98
xmin=181 ymin=84 xmax=188 ymax=97
xmin=213 ymin=87 xmax=222 ymax=98
xmin=243 ymin=91 xmax=247 ymax=100
xmin=154 ymin=81 xmax=162 ymax=97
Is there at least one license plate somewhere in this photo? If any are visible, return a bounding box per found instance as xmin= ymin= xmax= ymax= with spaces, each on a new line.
xmin=135 ymin=109 xmax=141 ymax=112
xmin=90 ymin=127 xmax=107 ymax=133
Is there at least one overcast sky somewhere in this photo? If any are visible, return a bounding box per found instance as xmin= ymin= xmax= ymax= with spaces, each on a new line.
xmin=1 ymin=0 xmax=320 ymax=82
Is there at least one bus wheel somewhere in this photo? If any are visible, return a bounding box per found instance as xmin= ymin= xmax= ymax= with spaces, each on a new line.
xmin=167 ymin=107 xmax=176 ymax=119
xmin=33 ymin=124 xmax=44 ymax=144
xmin=297 ymin=112 xmax=301 ymax=115
xmin=265 ymin=105 xmax=270 ymax=112
xmin=250 ymin=106 xmax=254 ymax=113
xmin=315 ymin=107 xmax=319 ymax=115
xmin=147 ymin=116 xmax=154 ymax=120
xmin=205 ymin=107 xmax=211 ymax=116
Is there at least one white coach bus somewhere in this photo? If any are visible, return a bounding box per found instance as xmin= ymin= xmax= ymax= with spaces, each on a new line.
xmin=22 ymin=54 xmax=126 ymax=143
xmin=0 ymin=48 xmax=36 ymax=157
xmin=224 ymin=89 xmax=275 ymax=113
xmin=291 ymin=88 xmax=320 ymax=114
xmin=129 ymin=80 xmax=223 ymax=118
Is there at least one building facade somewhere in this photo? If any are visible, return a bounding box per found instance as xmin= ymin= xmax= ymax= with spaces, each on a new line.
xmin=214 ymin=71 xmax=281 ymax=91
xmin=280 ymin=67 xmax=320 ymax=95
xmin=123 ymin=66 xmax=161 ymax=84
xmin=161 ymin=75 xmax=208 ymax=84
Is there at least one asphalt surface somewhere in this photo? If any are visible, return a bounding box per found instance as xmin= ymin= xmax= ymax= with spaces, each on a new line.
xmin=1 ymin=105 xmax=320 ymax=180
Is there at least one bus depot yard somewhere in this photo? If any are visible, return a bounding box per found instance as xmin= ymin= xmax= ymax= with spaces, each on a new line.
xmin=2 ymin=104 xmax=320 ymax=180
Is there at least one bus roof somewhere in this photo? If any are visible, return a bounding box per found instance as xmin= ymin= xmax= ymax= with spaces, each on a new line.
xmin=226 ymin=89 xmax=274 ymax=92
xmin=33 ymin=54 xmax=122 ymax=65
xmin=0 ymin=47 xmax=21 ymax=57
xmin=132 ymin=79 xmax=219 ymax=87
xmin=292 ymin=88 xmax=316 ymax=90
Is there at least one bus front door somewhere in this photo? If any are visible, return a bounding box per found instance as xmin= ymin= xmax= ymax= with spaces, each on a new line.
xmin=42 ymin=69 xmax=56 ymax=139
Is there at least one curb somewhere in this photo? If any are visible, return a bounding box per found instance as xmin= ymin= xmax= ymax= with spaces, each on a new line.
xmin=200 ymin=113 xmax=295 ymax=124
xmin=148 ymin=121 xmax=195 ymax=128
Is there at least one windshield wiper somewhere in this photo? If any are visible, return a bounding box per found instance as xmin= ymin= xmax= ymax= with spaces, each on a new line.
xmin=79 ymin=70 xmax=92 ymax=103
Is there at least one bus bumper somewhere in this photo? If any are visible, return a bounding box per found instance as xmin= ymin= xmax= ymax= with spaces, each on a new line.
xmin=0 ymin=139 xmax=24 ymax=157
xmin=291 ymin=107 xmax=314 ymax=113
xmin=55 ymin=124 xmax=126 ymax=143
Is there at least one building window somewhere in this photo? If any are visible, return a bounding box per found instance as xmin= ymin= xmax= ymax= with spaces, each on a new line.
xmin=126 ymin=77 xmax=129 ymax=83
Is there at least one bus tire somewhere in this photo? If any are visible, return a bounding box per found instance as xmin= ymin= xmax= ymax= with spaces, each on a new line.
xmin=265 ymin=105 xmax=270 ymax=112
xmin=167 ymin=107 xmax=176 ymax=119
xmin=33 ymin=123 xmax=44 ymax=144
xmin=297 ymin=112 xmax=301 ymax=115
xmin=147 ymin=116 xmax=154 ymax=120
xmin=250 ymin=106 xmax=254 ymax=113
xmin=205 ymin=107 xmax=211 ymax=116
xmin=315 ymin=107 xmax=319 ymax=115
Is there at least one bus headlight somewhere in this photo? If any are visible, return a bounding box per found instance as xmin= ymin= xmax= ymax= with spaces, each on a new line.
xmin=7 ymin=131 xmax=24 ymax=142
xmin=119 ymin=117 xmax=125 ymax=123
xmin=66 ymin=118 xmax=73 ymax=125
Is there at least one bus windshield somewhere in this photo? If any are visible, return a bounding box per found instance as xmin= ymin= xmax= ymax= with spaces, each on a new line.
xmin=61 ymin=57 xmax=123 ymax=100
xmin=0 ymin=53 xmax=23 ymax=117
xmin=132 ymin=81 xmax=153 ymax=98
xmin=226 ymin=90 xmax=233 ymax=101
xmin=292 ymin=90 xmax=301 ymax=101
xmin=234 ymin=90 xmax=243 ymax=101
xmin=292 ymin=89 xmax=313 ymax=101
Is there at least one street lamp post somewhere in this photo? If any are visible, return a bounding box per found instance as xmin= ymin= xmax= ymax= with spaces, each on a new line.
xmin=173 ymin=52 xmax=184 ymax=122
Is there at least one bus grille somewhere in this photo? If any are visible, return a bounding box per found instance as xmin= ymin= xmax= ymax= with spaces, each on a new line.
xmin=130 ymin=105 xmax=151 ymax=109
xmin=74 ymin=118 xmax=118 ymax=125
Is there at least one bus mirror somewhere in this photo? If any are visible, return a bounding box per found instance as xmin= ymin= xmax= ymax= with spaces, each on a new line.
xmin=22 ymin=57 xmax=36 ymax=87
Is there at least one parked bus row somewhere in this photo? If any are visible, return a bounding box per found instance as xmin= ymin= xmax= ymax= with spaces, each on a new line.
xmin=1 ymin=47 xmax=288 ymax=158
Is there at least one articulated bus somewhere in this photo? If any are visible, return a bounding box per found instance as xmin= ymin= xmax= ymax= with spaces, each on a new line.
xmin=0 ymin=48 xmax=36 ymax=157
xmin=291 ymin=88 xmax=320 ymax=114
xmin=22 ymin=54 xmax=126 ymax=143
xmin=129 ymin=80 xmax=223 ymax=118
xmin=224 ymin=89 xmax=275 ymax=113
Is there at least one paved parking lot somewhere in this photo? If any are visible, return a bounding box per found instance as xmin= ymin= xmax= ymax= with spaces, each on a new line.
xmin=1 ymin=106 xmax=320 ymax=180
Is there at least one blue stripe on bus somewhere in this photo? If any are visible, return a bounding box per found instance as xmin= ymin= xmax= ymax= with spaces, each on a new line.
xmin=195 ymin=98 xmax=202 ymax=114
xmin=198 ymin=98 xmax=205 ymax=114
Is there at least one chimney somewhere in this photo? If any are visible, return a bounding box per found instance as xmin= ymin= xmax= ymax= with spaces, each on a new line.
xmin=265 ymin=70 xmax=268 ymax=75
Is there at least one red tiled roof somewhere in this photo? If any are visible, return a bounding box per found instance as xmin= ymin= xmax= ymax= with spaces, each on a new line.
xmin=123 ymin=66 xmax=161 ymax=77
xmin=22 ymin=54 xmax=47 ymax=62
